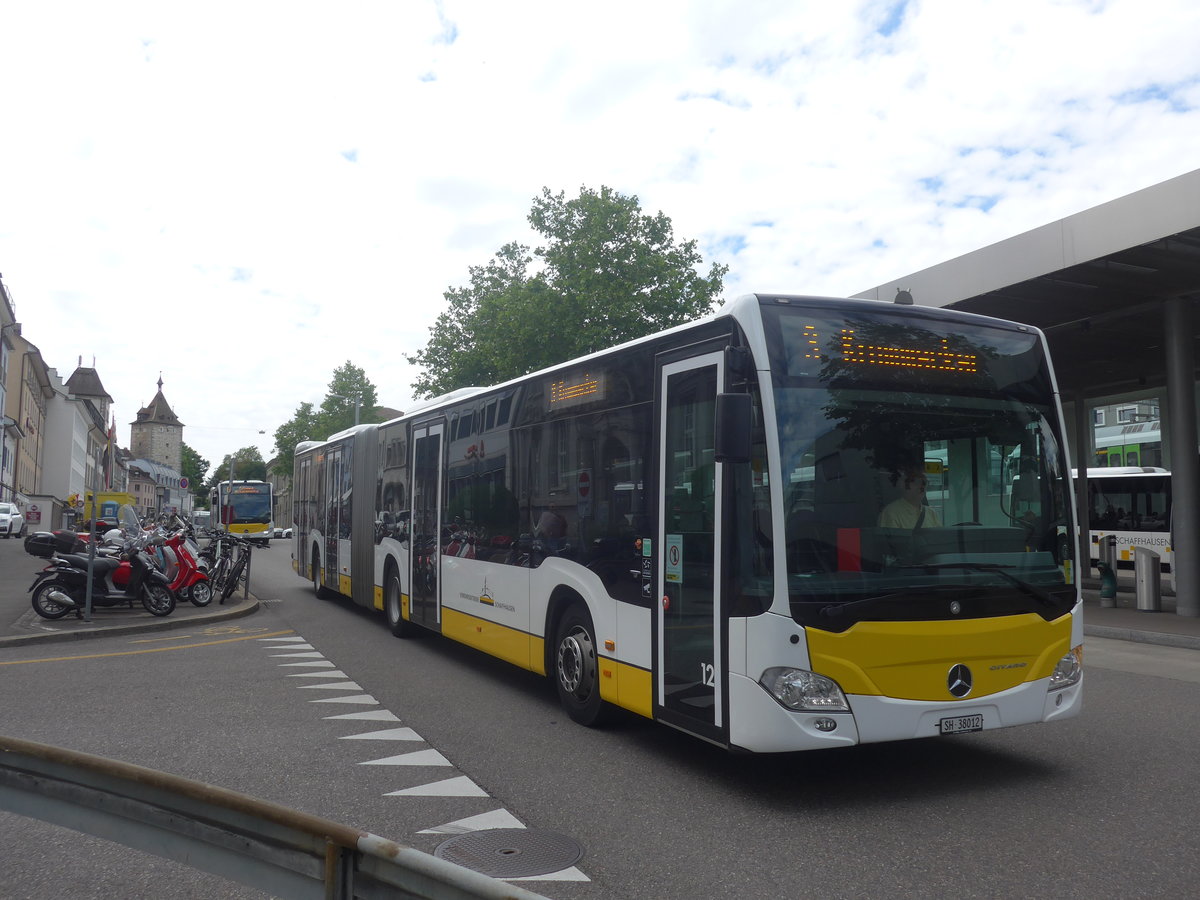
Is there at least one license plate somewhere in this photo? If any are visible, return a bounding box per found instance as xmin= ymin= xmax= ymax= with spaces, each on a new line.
xmin=939 ymin=713 xmax=983 ymax=735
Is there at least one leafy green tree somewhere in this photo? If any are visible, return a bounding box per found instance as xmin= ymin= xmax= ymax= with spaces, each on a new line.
xmin=271 ymin=401 xmax=320 ymax=482
xmin=408 ymin=185 xmax=728 ymax=398
xmin=318 ymin=361 xmax=380 ymax=436
xmin=181 ymin=443 xmax=210 ymax=510
xmin=269 ymin=362 xmax=381 ymax=481
xmin=203 ymin=446 xmax=266 ymax=497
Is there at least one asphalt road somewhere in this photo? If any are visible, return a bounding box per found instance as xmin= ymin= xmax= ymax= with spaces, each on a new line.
xmin=2 ymin=538 xmax=1200 ymax=898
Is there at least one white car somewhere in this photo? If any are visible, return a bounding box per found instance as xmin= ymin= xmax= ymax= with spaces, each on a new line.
xmin=273 ymin=526 xmax=293 ymax=538
xmin=0 ymin=502 xmax=25 ymax=538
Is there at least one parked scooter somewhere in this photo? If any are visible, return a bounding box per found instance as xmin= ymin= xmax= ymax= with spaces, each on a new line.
xmin=25 ymin=505 xmax=176 ymax=619
xmin=163 ymin=516 xmax=212 ymax=607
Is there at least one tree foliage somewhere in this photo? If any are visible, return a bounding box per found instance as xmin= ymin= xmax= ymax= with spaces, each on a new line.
xmin=202 ymin=446 xmax=266 ymax=498
xmin=408 ymin=185 xmax=728 ymax=398
xmin=180 ymin=442 xmax=210 ymax=510
xmin=270 ymin=362 xmax=380 ymax=480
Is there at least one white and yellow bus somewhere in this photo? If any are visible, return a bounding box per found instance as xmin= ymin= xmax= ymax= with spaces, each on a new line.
xmin=292 ymin=293 xmax=1083 ymax=752
xmin=214 ymin=480 xmax=273 ymax=546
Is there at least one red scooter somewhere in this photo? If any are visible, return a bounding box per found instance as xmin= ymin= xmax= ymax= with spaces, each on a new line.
xmin=161 ymin=517 xmax=212 ymax=606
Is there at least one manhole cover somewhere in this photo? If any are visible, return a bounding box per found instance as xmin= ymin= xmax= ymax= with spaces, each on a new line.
xmin=434 ymin=829 xmax=584 ymax=878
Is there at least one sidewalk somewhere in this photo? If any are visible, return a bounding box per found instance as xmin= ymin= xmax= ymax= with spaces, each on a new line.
xmin=0 ymin=593 xmax=261 ymax=649
xmin=1079 ymin=576 xmax=1200 ymax=650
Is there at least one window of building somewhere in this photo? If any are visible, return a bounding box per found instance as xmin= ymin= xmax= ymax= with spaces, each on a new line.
xmin=1093 ymin=409 xmax=1105 ymax=426
xmin=1117 ymin=407 xmax=1136 ymax=424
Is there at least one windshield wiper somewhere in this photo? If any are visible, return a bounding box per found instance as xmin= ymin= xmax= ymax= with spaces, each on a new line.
xmin=894 ymin=562 xmax=1058 ymax=608
xmin=816 ymin=588 xmax=931 ymax=619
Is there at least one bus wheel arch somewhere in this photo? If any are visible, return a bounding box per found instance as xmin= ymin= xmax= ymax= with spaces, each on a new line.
xmin=384 ymin=557 xmax=417 ymax=638
xmin=549 ymin=592 xmax=612 ymax=727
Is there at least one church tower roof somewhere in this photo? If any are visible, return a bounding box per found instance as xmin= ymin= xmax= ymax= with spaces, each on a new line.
xmin=132 ymin=375 xmax=184 ymax=427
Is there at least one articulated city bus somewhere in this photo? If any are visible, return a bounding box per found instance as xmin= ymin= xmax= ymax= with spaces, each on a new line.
xmin=213 ymin=480 xmax=274 ymax=546
xmin=292 ymin=293 xmax=1083 ymax=752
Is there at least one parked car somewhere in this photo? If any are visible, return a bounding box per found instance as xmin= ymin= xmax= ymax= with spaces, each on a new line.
xmin=0 ymin=502 xmax=25 ymax=538
xmin=273 ymin=526 xmax=293 ymax=538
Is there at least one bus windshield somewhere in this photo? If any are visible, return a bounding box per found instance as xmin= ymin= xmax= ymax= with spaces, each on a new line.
xmin=763 ymin=301 xmax=1076 ymax=631
xmin=223 ymin=484 xmax=271 ymax=524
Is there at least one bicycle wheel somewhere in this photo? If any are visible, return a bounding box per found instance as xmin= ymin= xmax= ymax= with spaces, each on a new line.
xmin=221 ymin=552 xmax=248 ymax=600
xmin=210 ymin=557 xmax=230 ymax=594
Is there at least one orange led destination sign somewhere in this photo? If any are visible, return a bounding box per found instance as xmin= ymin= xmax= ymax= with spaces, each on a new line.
xmin=803 ymin=325 xmax=978 ymax=374
xmin=549 ymin=371 xmax=606 ymax=410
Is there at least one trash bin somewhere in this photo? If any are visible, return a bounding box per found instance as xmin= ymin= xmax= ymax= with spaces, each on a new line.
xmin=1134 ymin=546 xmax=1161 ymax=612
xmin=1099 ymin=534 xmax=1118 ymax=573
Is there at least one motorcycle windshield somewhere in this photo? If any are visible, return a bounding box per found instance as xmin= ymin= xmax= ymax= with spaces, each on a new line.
xmin=119 ymin=504 xmax=141 ymax=534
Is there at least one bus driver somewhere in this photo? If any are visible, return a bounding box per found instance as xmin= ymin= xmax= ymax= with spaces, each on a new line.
xmin=878 ymin=463 xmax=942 ymax=529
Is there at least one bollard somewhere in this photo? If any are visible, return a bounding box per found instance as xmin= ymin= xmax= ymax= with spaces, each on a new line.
xmin=1097 ymin=534 xmax=1118 ymax=606
xmin=1134 ymin=546 xmax=1161 ymax=612
xmin=1096 ymin=561 xmax=1117 ymax=605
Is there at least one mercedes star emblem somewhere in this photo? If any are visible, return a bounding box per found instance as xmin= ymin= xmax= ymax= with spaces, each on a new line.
xmin=947 ymin=664 xmax=973 ymax=698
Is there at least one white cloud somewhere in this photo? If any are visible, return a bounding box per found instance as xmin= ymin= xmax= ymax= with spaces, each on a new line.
xmin=2 ymin=0 xmax=1199 ymax=470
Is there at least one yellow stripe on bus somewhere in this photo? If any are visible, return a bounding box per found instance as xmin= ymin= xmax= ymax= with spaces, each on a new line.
xmin=603 ymin=659 xmax=653 ymax=719
xmin=436 ymin=607 xmax=653 ymax=719
xmin=442 ymin=607 xmax=534 ymax=671
xmin=806 ymin=613 xmax=1073 ymax=701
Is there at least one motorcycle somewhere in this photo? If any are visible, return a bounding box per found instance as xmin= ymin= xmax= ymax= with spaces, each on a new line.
xmin=26 ymin=504 xmax=176 ymax=619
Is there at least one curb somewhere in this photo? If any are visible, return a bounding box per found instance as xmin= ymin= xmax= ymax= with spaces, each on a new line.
xmin=1083 ymin=623 xmax=1200 ymax=652
xmin=0 ymin=599 xmax=261 ymax=649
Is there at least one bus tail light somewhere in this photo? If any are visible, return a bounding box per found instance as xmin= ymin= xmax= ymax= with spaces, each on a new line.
xmin=760 ymin=668 xmax=850 ymax=712
xmin=1048 ymin=645 xmax=1083 ymax=691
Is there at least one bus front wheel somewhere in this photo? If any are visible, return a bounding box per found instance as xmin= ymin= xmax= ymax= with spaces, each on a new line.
xmin=553 ymin=603 xmax=611 ymax=727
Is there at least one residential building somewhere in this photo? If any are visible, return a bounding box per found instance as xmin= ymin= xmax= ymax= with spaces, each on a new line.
xmin=5 ymin=333 xmax=54 ymax=506
xmin=1 ymin=275 xmax=20 ymax=503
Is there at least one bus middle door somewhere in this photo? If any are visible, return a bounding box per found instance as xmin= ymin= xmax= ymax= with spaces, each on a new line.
xmin=410 ymin=422 xmax=445 ymax=631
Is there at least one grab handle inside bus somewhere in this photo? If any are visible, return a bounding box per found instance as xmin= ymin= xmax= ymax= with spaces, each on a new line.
xmin=715 ymin=392 xmax=752 ymax=463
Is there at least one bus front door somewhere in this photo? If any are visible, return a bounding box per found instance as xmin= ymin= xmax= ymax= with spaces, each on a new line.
xmin=410 ymin=423 xmax=444 ymax=631
xmin=657 ymin=351 xmax=725 ymax=738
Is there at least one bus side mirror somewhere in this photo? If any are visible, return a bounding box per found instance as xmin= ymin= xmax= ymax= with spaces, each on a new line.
xmin=715 ymin=393 xmax=752 ymax=464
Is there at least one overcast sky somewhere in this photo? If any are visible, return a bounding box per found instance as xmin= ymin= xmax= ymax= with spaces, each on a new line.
xmin=2 ymin=0 xmax=1198 ymax=474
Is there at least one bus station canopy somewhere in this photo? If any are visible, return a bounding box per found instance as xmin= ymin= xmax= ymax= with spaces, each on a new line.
xmin=854 ymin=167 xmax=1200 ymax=401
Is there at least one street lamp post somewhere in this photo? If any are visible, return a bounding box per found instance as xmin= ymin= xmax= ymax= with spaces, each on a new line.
xmin=330 ymin=393 xmax=362 ymax=426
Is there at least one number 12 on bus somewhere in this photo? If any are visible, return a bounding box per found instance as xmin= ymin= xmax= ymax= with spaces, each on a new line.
xmin=292 ymin=293 xmax=1083 ymax=753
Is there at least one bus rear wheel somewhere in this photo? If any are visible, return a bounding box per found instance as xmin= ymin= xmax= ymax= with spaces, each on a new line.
xmin=312 ymin=549 xmax=330 ymax=599
xmin=553 ymin=603 xmax=611 ymax=726
xmin=385 ymin=568 xmax=417 ymax=637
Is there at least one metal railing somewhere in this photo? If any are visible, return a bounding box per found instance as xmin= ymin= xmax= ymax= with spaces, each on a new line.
xmin=0 ymin=735 xmax=552 ymax=900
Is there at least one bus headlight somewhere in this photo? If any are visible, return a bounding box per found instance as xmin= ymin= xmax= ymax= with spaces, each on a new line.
xmin=1048 ymin=645 xmax=1083 ymax=691
xmin=760 ymin=667 xmax=850 ymax=712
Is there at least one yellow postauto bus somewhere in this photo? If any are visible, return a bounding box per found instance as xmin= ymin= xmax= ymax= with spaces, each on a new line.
xmin=292 ymin=293 xmax=1083 ymax=752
